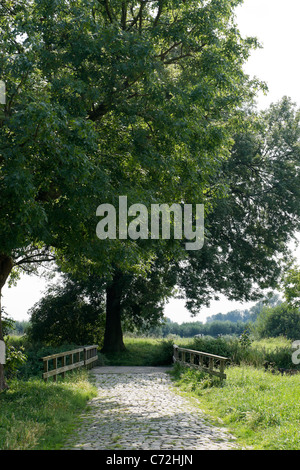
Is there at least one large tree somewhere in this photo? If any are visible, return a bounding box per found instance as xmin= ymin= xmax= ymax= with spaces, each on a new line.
xmin=101 ymin=98 xmax=300 ymax=353
xmin=28 ymin=257 xmax=176 ymax=352
xmin=0 ymin=0 xmax=260 ymax=373
xmin=282 ymin=266 xmax=300 ymax=309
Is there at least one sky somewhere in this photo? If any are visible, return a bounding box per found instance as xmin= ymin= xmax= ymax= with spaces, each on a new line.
xmin=2 ymin=0 xmax=300 ymax=323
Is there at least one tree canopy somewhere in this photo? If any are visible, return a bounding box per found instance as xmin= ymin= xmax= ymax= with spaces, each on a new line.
xmin=282 ymin=266 xmax=300 ymax=309
xmin=255 ymin=302 xmax=300 ymax=340
xmin=177 ymin=98 xmax=300 ymax=314
xmin=27 ymin=273 xmax=106 ymax=346
xmin=1 ymin=0 xmax=262 ymax=366
xmin=2 ymin=0 xmax=300 ymax=369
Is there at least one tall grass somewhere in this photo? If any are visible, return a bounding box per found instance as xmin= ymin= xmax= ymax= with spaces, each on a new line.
xmin=170 ymin=363 xmax=300 ymax=450
xmin=0 ymin=370 xmax=97 ymax=450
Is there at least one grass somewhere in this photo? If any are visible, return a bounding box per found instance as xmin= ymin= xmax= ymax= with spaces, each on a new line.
xmin=0 ymin=370 xmax=97 ymax=450
xmin=251 ymin=336 xmax=292 ymax=351
xmin=102 ymin=336 xmax=176 ymax=366
xmin=2 ymin=334 xmax=300 ymax=450
xmin=170 ymin=363 xmax=300 ymax=450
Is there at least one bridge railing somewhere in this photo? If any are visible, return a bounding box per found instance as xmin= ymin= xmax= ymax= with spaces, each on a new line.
xmin=42 ymin=345 xmax=98 ymax=382
xmin=173 ymin=344 xmax=229 ymax=380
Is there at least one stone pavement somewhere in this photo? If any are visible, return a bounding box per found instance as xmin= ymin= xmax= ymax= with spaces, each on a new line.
xmin=63 ymin=366 xmax=238 ymax=451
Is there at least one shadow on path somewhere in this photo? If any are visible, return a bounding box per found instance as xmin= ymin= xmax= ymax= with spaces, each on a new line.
xmin=63 ymin=366 xmax=238 ymax=450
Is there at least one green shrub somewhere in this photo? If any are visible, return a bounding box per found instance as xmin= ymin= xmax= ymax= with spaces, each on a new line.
xmin=4 ymin=342 xmax=27 ymax=380
xmin=190 ymin=335 xmax=297 ymax=370
xmin=255 ymin=302 xmax=300 ymax=340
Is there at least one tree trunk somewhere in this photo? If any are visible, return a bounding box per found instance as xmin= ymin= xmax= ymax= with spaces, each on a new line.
xmin=0 ymin=254 xmax=13 ymax=391
xmin=101 ymin=270 xmax=126 ymax=354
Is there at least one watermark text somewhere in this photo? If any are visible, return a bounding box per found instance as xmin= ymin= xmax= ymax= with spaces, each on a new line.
xmin=96 ymin=196 xmax=204 ymax=251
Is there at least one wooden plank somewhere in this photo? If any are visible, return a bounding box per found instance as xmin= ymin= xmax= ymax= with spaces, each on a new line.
xmin=44 ymin=358 xmax=49 ymax=383
xmin=53 ymin=357 xmax=58 ymax=382
xmin=85 ymin=356 xmax=98 ymax=366
xmin=62 ymin=355 xmax=66 ymax=379
xmin=43 ymin=361 xmax=85 ymax=379
xmin=84 ymin=345 xmax=98 ymax=351
xmin=42 ymin=348 xmax=84 ymax=361
xmin=174 ymin=346 xmax=229 ymax=361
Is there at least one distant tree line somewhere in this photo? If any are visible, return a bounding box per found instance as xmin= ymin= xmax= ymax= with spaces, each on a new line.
xmin=147 ymin=294 xmax=283 ymax=338
xmin=206 ymin=294 xmax=282 ymax=324
xmin=148 ymin=318 xmax=249 ymax=338
xmin=5 ymin=293 xmax=284 ymax=342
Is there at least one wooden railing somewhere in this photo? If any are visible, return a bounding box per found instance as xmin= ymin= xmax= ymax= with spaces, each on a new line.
xmin=42 ymin=345 xmax=98 ymax=382
xmin=173 ymin=345 xmax=229 ymax=380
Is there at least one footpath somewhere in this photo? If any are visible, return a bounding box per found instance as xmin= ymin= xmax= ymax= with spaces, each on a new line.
xmin=63 ymin=366 xmax=238 ymax=451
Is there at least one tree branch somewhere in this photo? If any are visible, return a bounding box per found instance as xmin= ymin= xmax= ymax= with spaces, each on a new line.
xmin=153 ymin=0 xmax=164 ymax=28
xmin=87 ymin=71 xmax=144 ymax=121
xmin=96 ymin=0 xmax=114 ymax=23
xmin=121 ymin=2 xmax=127 ymax=30
xmin=127 ymin=0 xmax=147 ymax=31
xmin=163 ymin=52 xmax=193 ymax=65
xmin=155 ymin=41 xmax=182 ymax=61
xmin=13 ymin=247 xmax=56 ymax=267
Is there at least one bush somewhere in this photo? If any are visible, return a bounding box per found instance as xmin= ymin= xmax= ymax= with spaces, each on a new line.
xmin=192 ymin=335 xmax=238 ymax=359
xmin=5 ymin=337 xmax=84 ymax=379
xmin=255 ymin=302 xmax=300 ymax=340
xmin=27 ymin=275 xmax=106 ymax=347
xmin=2 ymin=317 xmax=28 ymax=380
xmin=4 ymin=342 xmax=27 ymax=380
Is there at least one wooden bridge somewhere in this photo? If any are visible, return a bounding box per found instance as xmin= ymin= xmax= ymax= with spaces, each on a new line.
xmin=173 ymin=344 xmax=229 ymax=380
xmin=42 ymin=345 xmax=98 ymax=382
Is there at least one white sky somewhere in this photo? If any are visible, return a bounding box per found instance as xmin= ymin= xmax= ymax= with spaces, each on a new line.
xmin=3 ymin=0 xmax=300 ymax=323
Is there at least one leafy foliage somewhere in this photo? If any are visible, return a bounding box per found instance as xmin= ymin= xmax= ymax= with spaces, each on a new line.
xmin=255 ymin=302 xmax=300 ymax=340
xmin=0 ymin=0 xmax=262 ymax=273
xmin=4 ymin=343 xmax=27 ymax=379
xmin=177 ymin=98 xmax=300 ymax=313
xmin=282 ymin=266 xmax=300 ymax=308
xmin=27 ymin=274 xmax=106 ymax=346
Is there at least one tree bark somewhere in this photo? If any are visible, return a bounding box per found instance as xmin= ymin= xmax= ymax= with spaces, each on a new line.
xmin=0 ymin=254 xmax=13 ymax=391
xmin=101 ymin=270 xmax=126 ymax=354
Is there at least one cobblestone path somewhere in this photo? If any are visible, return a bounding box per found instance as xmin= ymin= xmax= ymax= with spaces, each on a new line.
xmin=63 ymin=367 xmax=238 ymax=451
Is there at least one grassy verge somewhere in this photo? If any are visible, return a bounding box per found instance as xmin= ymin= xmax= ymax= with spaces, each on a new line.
xmin=170 ymin=363 xmax=300 ymax=450
xmin=0 ymin=370 xmax=97 ymax=450
xmin=102 ymin=337 xmax=176 ymax=366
